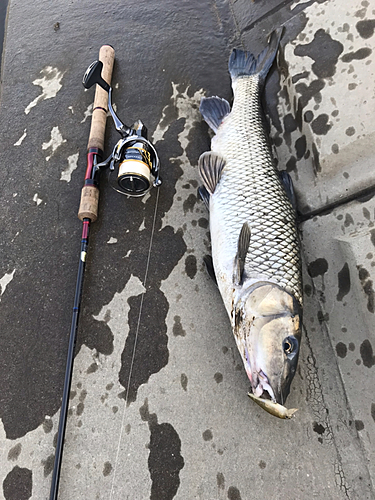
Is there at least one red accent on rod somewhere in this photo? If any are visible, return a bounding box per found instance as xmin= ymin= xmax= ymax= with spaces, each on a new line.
xmin=81 ymin=220 xmax=90 ymax=240
xmin=84 ymin=152 xmax=95 ymax=181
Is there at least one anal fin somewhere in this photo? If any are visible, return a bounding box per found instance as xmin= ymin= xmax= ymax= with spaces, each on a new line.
xmin=234 ymin=222 xmax=251 ymax=285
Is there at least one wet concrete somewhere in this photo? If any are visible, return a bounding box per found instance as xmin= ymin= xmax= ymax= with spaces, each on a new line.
xmin=0 ymin=0 xmax=374 ymax=499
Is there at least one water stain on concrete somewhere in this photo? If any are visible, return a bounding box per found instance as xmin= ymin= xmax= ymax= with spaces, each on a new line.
xmin=7 ymin=443 xmax=22 ymax=462
xmin=336 ymin=342 xmax=347 ymax=358
xmin=356 ymin=19 xmax=375 ymax=39
xmin=180 ymin=373 xmax=188 ymax=391
xmin=217 ymin=472 xmax=225 ymax=489
xmin=119 ymin=288 xmax=170 ymax=404
xmin=360 ymin=339 xmax=375 ymax=368
xmin=103 ymin=462 xmax=112 ymax=477
xmin=337 ymin=262 xmax=350 ymax=301
xmin=203 ymin=429 xmax=213 ymax=441
xmin=342 ymin=47 xmax=372 ymax=62
xmin=355 ymin=420 xmax=364 ymax=431
xmin=357 ymin=266 xmax=375 ymax=313
xmin=173 ymin=316 xmax=186 ymax=337
xmin=42 ymin=454 xmax=55 ymax=477
xmin=294 ymin=29 xmax=343 ymax=79
xmin=140 ymin=398 xmax=184 ymax=500
xmin=227 ymin=485 xmax=242 ymax=500
xmin=3 ymin=466 xmax=32 ymax=500
xmin=185 ymin=254 xmax=197 ymax=279
xmin=307 ymin=258 xmax=328 ymax=278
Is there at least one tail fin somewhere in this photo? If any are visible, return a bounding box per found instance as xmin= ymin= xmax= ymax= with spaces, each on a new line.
xmin=229 ymin=28 xmax=283 ymax=84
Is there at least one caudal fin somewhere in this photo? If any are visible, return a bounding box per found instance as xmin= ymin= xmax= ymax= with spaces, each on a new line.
xmin=229 ymin=28 xmax=283 ymax=84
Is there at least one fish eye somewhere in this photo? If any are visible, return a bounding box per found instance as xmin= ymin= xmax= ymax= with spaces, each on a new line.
xmin=283 ymin=336 xmax=298 ymax=356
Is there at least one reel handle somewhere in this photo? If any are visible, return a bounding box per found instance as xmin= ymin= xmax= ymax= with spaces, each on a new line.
xmin=88 ymin=45 xmax=115 ymax=151
xmin=78 ymin=45 xmax=115 ymax=222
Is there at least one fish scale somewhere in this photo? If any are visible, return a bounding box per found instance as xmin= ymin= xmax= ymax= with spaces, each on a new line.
xmin=210 ymin=75 xmax=302 ymax=305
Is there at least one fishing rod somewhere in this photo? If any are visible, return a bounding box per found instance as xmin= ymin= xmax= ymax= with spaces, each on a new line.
xmin=49 ymin=45 xmax=161 ymax=500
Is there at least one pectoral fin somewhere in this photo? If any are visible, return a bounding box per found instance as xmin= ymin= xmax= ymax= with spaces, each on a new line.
xmin=198 ymin=152 xmax=225 ymax=195
xmin=198 ymin=185 xmax=210 ymax=210
xmin=234 ymin=222 xmax=251 ymax=285
xmin=200 ymin=96 xmax=231 ymax=133
xmin=203 ymin=255 xmax=218 ymax=286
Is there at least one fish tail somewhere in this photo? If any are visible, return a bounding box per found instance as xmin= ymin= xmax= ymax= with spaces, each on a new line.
xmin=228 ymin=28 xmax=283 ymax=85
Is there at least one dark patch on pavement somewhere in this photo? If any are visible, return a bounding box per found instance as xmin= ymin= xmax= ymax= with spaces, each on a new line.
xmin=119 ymin=288 xmax=170 ymax=404
xmin=355 ymin=420 xmax=364 ymax=431
xmin=356 ymin=19 xmax=375 ymax=39
xmin=313 ymin=422 xmax=325 ymax=435
xmin=203 ymin=429 xmax=213 ymax=441
xmin=140 ymin=398 xmax=184 ymax=500
xmin=342 ymin=47 xmax=372 ymax=63
xmin=228 ymin=486 xmax=242 ymax=500
xmin=185 ymin=254 xmax=197 ymax=279
xmin=336 ymin=342 xmax=347 ymax=359
xmin=337 ymin=263 xmax=350 ymax=301
xmin=7 ymin=443 xmax=22 ymax=462
xmin=307 ymin=258 xmax=328 ymax=278
xmin=294 ymin=29 xmax=343 ymax=79
xmin=344 ymin=214 xmax=354 ymax=227
xmin=371 ymin=403 xmax=375 ymax=422
xmin=357 ymin=266 xmax=375 ymax=313
xmin=42 ymin=454 xmax=55 ymax=477
xmin=370 ymin=229 xmax=375 ymax=247
xmin=217 ymin=472 xmax=225 ymax=490
xmin=173 ymin=316 xmax=186 ymax=337
xmin=103 ymin=462 xmax=112 ymax=476
xmin=3 ymin=466 xmax=32 ymax=500
xmin=295 ymin=135 xmax=306 ymax=159
xmin=180 ymin=373 xmax=188 ymax=391
xmin=311 ymin=142 xmax=321 ymax=173
xmin=214 ymin=372 xmax=223 ymax=383
xmin=259 ymin=460 xmax=266 ymax=469
xmin=183 ymin=193 xmax=198 ymax=214
xmin=311 ymin=114 xmax=331 ymax=135
xmin=360 ymin=339 xmax=375 ymax=368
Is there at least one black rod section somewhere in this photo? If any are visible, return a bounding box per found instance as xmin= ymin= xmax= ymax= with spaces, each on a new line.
xmin=49 ymin=218 xmax=90 ymax=500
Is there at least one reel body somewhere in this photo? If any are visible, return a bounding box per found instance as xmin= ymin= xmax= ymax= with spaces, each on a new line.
xmin=83 ymin=60 xmax=161 ymax=197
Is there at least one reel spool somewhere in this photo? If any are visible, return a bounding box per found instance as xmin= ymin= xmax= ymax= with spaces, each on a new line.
xmin=109 ymin=120 xmax=161 ymax=197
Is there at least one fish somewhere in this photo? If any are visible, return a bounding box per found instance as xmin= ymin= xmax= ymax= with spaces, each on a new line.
xmin=198 ymin=29 xmax=302 ymax=415
xmin=247 ymin=393 xmax=298 ymax=419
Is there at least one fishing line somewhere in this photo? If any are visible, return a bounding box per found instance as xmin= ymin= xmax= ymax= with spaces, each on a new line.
xmin=109 ymin=187 xmax=160 ymax=500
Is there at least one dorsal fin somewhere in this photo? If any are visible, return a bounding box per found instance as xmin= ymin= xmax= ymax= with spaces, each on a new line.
xmin=234 ymin=222 xmax=251 ymax=285
xmin=200 ymin=96 xmax=231 ymax=133
xmin=198 ymin=152 xmax=225 ymax=195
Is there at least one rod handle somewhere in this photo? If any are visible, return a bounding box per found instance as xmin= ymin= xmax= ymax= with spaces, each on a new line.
xmin=78 ymin=185 xmax=99 ymax=222
xmin=87 ymin=45 xmax=115 ymax=151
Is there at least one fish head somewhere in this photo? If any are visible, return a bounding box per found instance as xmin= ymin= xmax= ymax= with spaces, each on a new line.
xmin=234 ymin=283 xmax=301 ymax=405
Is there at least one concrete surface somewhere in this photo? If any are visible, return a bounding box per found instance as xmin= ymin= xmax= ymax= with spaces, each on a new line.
xmin=0 ymin=0 xmax=374 ymax=499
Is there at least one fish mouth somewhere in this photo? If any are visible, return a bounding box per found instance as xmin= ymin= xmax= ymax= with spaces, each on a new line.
xmin=251 ymin=370 xmax=276 ymax=402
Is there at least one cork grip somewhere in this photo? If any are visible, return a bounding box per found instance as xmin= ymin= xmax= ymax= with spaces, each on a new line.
xmin=78 ymin=45 xmax=115 ymax=222
xmin=87 ymin=45 xmax=115 ymax=151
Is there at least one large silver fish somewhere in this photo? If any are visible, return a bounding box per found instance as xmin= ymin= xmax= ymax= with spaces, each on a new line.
xmin=199 ymin=30 xmax=302 ymax=417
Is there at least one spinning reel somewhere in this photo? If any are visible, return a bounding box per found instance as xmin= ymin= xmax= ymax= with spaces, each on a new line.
xmin=82 ymin=60 xmax=161 ymax=197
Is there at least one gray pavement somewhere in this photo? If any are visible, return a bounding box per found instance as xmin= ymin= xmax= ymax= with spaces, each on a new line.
xmin=0 ymin=0 xmax=374 ymax=499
